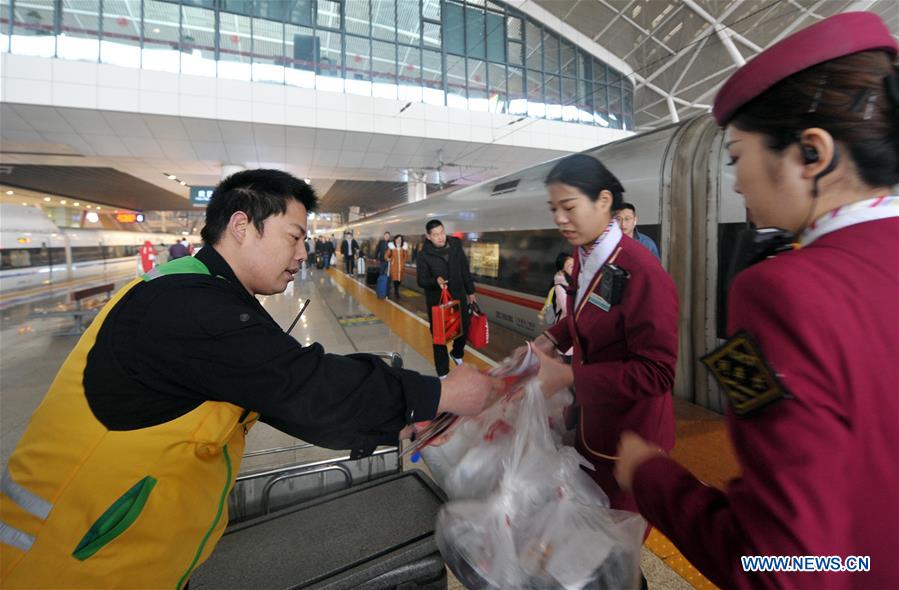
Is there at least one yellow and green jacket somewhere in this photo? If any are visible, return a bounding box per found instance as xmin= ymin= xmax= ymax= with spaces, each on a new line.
xmin=1 ymin=246 xmax=439 ymax=588
xmin=0 ymin=257 xmax=258 ymax=589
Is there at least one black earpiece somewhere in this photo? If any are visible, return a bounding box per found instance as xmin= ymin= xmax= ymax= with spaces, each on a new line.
xmin=801 ymin=145 xmax=819 ymax=164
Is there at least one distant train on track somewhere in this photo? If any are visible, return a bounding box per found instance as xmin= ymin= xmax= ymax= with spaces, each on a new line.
xmin=0 ymin=203 xmax=192 ymax=294
xmin=347 ymin=115 xmax=748 ymax=412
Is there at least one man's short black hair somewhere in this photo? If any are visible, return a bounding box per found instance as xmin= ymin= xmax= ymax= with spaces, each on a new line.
xmin=617 ymin=202 xmax=637 ymax=214
xmin=425 ymin=219 xmax=443 ymax=233
xmin=200 ymin=169 xmax=317 ymax=246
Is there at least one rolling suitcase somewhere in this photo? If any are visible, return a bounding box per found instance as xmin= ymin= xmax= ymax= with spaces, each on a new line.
xmin=365 ymin=266 xmax=380 ymax=286
xmin=315 ymin=253 xmax=324 ymax=269
xmin=376 ymin=274 xmax=390 ymax=299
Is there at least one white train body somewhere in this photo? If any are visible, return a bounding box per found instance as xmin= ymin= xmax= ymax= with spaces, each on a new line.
xmin=348 ymin=115 xmax=747 ymax=411
xmin=1 ymin=204 xmax=192 ymax=293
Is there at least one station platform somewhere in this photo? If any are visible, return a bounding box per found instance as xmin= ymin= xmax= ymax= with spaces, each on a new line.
xmin=0 ymin=265 xmax=738 ymax=590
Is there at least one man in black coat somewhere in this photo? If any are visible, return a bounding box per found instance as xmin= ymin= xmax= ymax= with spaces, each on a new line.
xmin=340 ymin=232 xmax=359 ymax=274
xmin=375 ymin=231 xmax=391 ymax=274
xmin=416 ymin=219 xmax=477 ymax=377
xmin=321 ymin=236 xmax=335 ymax=269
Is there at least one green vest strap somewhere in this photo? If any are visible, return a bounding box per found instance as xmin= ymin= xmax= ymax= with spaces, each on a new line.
xmin=143 ymin=256 xmax=211 ymax=281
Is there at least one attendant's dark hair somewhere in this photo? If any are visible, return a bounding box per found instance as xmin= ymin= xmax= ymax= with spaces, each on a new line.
xmin=545 ymin=154 xmax=625 ymax=210
xmin=617 ymin=202 xmax=637 ymax=214
xmin=551 ymin=252 xmax=573 ymax=292
xmin=425 ymin=219 xmax=443 ymax=233
xmin=394 ymin=234 xmax=404 ymax=245
xmin=201 ymin=169 xmax=318 ymax=245
xmin=554 ymin=252 xmax=572 ymax=272
xmin=730 ymin=50 xmax=899 ymax=188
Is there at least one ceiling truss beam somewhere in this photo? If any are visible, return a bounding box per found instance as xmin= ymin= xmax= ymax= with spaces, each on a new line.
xmin=680 ymin=0 xmax=761 ymax=54
xmin=593 ymin=0 xmax=677 ymax=56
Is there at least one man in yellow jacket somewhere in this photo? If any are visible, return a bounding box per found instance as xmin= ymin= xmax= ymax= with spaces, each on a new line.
xmin=0 ymin=169 xmax=500 ymax=589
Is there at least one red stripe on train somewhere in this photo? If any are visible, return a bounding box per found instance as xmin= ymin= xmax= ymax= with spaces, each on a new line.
xmin=404 ymin=267 xmax=543 ymax=311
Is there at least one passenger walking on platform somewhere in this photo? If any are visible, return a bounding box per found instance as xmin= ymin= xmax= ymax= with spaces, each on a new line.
xmin=615 ymin=202 xmax=660 ymax=259
xmin=614 ymin=13 xmax=899 ymax=590
xmin=168 ymin=238 xmax=188 ymax=260
xmin=549 ymin=253 xmax=573 ymax=361
xmin=321 ymin=235 xmax=334 ymax=269
xmin=375 ymin=231 xmax=391 ymax=274
xmin=549 ymin=253 xmax=573 ymax=324
xmin=530 ymin=153 xmax=679 ymax=518
xmin=417 ymin=220 xmax=476 ymax=378
xmin=0 ymin=169 xmax=502 ymax=589
xmin=138 ymin=240 xmax=156 ymax=273
xmin=340 ymin=231 xmax=359 ymax=274
xmin=384 ymin=234 xmax=409 ymax=299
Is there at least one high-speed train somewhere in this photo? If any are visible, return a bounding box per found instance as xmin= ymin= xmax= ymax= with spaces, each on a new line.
xmin=0 ymin=203 xmax=192 ymax=294
xmin=347 ymin=115 xmax=747 ymax=412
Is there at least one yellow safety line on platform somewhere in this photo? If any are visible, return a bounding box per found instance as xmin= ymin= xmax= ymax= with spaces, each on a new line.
xmin=328 ymin=269 xmax=719 ymax=589
xmin=329 ymin=269 xmax=492 ymax=372
xmin=646 ymin=529 xmax=717 ymax=589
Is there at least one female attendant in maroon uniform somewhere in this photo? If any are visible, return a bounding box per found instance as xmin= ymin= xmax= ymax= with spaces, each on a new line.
xmin=615 ymin=12 xmax=899 ymax=590
xmin=532 ymin=154 xmax=679 ymax=515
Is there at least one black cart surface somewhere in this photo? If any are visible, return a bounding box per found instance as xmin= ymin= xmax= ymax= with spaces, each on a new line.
xmin=191 ymin=470 xmax=447 ymax=590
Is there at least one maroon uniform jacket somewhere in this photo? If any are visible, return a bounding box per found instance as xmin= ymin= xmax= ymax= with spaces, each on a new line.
xmin=632 ymin=218 xmax=899 ymax=589
xmin=547 ymin=234 xmax=678 ymax=512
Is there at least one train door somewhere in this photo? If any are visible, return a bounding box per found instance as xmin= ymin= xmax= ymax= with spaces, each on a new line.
xmin=697 ymin=129 xmax=750 ymax=412
xmin=673 ymin=116 xmax=748 ymax=412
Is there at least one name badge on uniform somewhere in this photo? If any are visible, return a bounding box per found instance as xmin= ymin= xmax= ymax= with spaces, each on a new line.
xmin=701 ymin=331 xmax=790 ymax=416
xmin=587 ymin=292 xmax=611 ymax=312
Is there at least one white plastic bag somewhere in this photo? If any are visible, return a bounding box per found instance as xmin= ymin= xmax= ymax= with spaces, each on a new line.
xmin=421 ymin=345 xmax=541 ymax=491
xmin=434 ymin=376 xmax=645 ymax=590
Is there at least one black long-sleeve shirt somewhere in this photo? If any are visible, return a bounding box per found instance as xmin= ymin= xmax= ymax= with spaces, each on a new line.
xmin=84 ymin=246 xmax=441 ymax=458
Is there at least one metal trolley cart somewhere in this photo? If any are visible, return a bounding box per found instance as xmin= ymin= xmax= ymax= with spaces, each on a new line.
xmin=193 ymin=352 xmax=449 ymax=589
xmin=193 ymin=471 xmax=447 ymax=590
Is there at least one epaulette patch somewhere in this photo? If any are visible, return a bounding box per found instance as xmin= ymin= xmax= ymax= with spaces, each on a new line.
xmin=701 ymin=331 xmax=789 ymax=416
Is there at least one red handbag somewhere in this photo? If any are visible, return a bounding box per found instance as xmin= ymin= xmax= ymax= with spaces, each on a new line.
xmin=432 ymin=287 xmax=462 ymax=345
xmin=466 ymin=302 xmax=489 ymax=349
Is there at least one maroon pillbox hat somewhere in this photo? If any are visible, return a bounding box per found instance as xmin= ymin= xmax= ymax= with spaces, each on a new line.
xmin=713 ymin=12 xmax=898 ymax=126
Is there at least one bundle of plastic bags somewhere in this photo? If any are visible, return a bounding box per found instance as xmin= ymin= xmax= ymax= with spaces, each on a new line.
xmin=423 ymin=348 xmax=645 ymax=590
xmin=420 ymin=345 xmax=570 ymax=495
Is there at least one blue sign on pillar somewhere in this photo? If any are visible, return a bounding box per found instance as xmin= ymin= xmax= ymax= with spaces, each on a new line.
xmin=190 ymin=186 xmax=217 ymax=207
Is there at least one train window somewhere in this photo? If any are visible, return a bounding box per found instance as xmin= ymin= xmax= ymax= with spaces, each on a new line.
xmin=716 ymin=222 xmax=750 ymax=338
xmin=465 ymin=229 xmax=568 ymax=297
xmin=408 ymin=237 xmax=424 ymax=264
xmin=28 ymin=249 xmax=49 ymax=268
xmin=468 ymin=241 xmax=499 ymax=278
xmin=71 ymin=246 xmax=104 ymax=263
xmin=102 ymin=245 xmax=135 ymax=259
xmin=0 ymin=247 xmax=65 ymax=270
xmin=1 ymin=250 xmax=31 ymax=270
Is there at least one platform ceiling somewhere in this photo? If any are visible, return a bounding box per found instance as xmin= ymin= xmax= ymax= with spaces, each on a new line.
xmin=2 ymin=1 xmax=897 ymax=217
xmin=533 ymin=0 xmax=899 ymax=128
